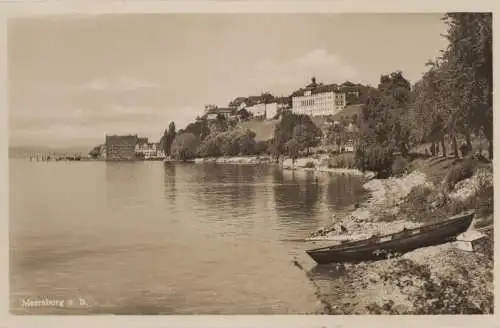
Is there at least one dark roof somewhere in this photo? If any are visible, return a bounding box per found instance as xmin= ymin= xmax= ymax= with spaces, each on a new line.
xmin=247 ymin=95 xmax=261 ymax=101
xmin=205 ymin=107 xmax=236 ymax=115
xmin=137 ymin=137 xmax=148 ymax=145
xmin=217 ymin=107 xmax=234 ymax=112
xmin=105 ymin=134 xmax=138 ymax=145
xmin=274 ymin=96 xmax=290 ymax=104
xmin=292 ymin=83 xmax=342 ymax=97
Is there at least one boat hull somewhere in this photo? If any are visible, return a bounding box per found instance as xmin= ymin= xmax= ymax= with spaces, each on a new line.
xmin=306 ymin=211 xmax=475 ymax=265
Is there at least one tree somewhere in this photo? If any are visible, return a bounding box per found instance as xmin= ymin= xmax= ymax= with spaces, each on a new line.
xmin=196 ymin=128 xmax=258 ymax=158
xmin=292 ymin=122 xmax=321 ymax=155
xmin=161 ymin=122 xmax=176 ymax=157
xmin=273 ymin=111 xmax=321 ymax=157
xmin=284 ymin=138 xmax=299 ymax=167
xmin=442 ymin=13 xmax=493 ymax=159
xmin=216 ymin=113 xmax=229 ymax=132
xmin=260 ymin=92 xmax=275 ymax=104
xmin=170 ymin=132 xmax=199 ymax=161
xmin=355 ymin=71 xmax=412 ymax=175
xmin=89 ymin=145 xmax=101 ymax=158
xmin=255 ymin=140 xmax=269 ymax=155
xmin=237 ymin=108 xmax=252 ymax=121
xmin=411 ymin=13 xmax=493 ymax=160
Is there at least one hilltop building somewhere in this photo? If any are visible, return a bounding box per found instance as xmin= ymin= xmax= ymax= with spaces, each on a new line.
xmin=291 ymin=77 xmax=346 ymax=117
xmin=105 ymin=134 xmax=138 ymax=161
xmin=204 ymin=105 xmax=237 ymax=121
xmin=245 ymin=101 xmax=289 ymax=120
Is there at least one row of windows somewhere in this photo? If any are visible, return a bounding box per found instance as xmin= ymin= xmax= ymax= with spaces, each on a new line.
xmin=297 ymin=101 xmax=346 ymax=108
xmin=293 ymin=107 xmax=341 ymax=115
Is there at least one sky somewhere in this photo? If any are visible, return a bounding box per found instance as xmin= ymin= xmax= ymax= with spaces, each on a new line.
xmin=8 ymin=13 xmax=449 ymax=148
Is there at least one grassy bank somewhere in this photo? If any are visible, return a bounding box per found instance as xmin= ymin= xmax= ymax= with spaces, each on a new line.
xmin=306 ymin=154 xmax=493 ymax=315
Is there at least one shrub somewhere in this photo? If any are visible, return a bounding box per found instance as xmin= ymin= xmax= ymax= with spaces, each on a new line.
xmin=399 ymin=185 xmax=436 ymax=222
xmin=355 ymin=143 xmax=394 ymax=177
xmin=451 ymin=182 xmax=494 ymax=217
xmin=444 ymin=159 xmax=476 ymax=191
xmin=371 ymin=258 xmax=494 ymax=315
xmin=328 ymin=153 xmax=356 ymax=169
xmin=411 ymin=273 xmax=493 ymax=314
xmin=475 ymin=184 xmax=494 ymax=216
xmin=254 ymin=140 xmax=269 ymax=155
xmin=304 ymin=161 xmax=315 ymax=168
xmin=391 ymin=156 xmax=409 ymax=177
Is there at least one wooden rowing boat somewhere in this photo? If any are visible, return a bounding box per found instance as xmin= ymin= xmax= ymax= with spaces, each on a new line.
xmin=305 ymin=210 xmax=475 ymax=265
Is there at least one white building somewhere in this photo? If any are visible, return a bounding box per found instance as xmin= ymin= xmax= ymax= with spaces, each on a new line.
xmin=135 ymin=139 xmax=165 ymax=159
xmin=204 ymin=106 xmax=236 ymax=121
xmin=99 ymin=144 xmax=107 ymax=159
xmin=245 ymin=102 xmax=286 ymax=120
xmin=292 ymin=78 xmax=347 ymax=117
xmin=245 ymin=103 xmax=267 ymax=118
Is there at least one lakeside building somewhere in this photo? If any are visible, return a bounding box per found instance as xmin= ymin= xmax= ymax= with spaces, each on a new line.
xmin=291 ymin=77 xmax=347 ymax=117
xmin=99 ymin=144 xmax=107 ymax=160
xmin=105 ymin=134 xmax=138 ymax=161
xmin=135 ymin=137 xmax=165 ymax=159
xmin=135 ymin=137 xmax=150 ymax=155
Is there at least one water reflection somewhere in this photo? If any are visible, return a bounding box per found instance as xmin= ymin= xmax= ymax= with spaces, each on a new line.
xmin=308 ymin=263 xmax=346 ymax=281
xmin=105 ymin=162 xmax=141 ymax=205
xmin=325 ymin=173 xmax=368 ymax=211
xmin=272 ymin=168 xmax=322 ymax=221
xmin=11 ymin=159 xmax=369 ymax=315
xmin=163 ymin=163 xmax=176 ymax=202
xmin=194 ymin=164 xmax=260 ymax=217
xmin=272 ymin=169 xmax=367 ymax=237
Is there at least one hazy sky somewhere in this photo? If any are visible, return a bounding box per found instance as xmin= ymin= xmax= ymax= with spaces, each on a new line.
xmin=8 ymin=13 xmax=448 ymax=147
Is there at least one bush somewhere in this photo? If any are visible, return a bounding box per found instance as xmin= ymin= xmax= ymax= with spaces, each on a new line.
xmin=475 ymin=184 xmax=494 ymax=216
xmin=254 ymin=140 xmax=269 ymax=155
xmin=370 ymin=258 xmax=494 ymax=315
xmin=328 ymin=153 xmax=356 ymax=169
xmin=412 ymin=273 xmax=493 ymax=314
xmin=304 ymin=161 xmax=315 ymax=168
xmin=355 ymin=144 xmax=394 ymax=177
xmin=391 ymin=156 xmax=409 ymax=177
xmin=398 ymin=185 xmax=436 ymax=222
xmin=452 ymin=182 xmax=494 ymax=217
xmin=444 ymin=159 xmax=476 ymax=191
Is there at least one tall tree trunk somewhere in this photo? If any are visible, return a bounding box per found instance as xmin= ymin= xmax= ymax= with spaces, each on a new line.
xmin=483 ymin=123 xmax=493 ymax=160
xmin=440 ymin=134 xmax=447 ymax=157
xmin=452 ymin=135 xmax=459 ymax=159
xmin=465 ymin=131 xmax=472 ymax=150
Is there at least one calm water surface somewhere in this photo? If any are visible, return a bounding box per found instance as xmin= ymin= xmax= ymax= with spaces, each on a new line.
xmin=10 ymin=159 xmax=367 ymax=314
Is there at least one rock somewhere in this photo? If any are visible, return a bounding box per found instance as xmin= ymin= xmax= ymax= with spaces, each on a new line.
xmin=367 ymin=272 xmax=380 ymax=283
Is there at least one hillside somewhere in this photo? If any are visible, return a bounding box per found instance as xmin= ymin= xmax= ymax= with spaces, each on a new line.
xmin=330 ymin=104 xmax=363 ymax=121
xmin=239 ymin=119 xmax=278 ymax=141
xmin=239 ymin=105 xmax=364 ymax=141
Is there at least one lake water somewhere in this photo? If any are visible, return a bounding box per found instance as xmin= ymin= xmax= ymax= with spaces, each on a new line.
xmin=9 ymin=159 xmax=367 ymax=314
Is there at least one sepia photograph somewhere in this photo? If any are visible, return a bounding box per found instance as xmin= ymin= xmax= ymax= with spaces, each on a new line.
xmin=7 ymin=11 xmax=493 ymax=316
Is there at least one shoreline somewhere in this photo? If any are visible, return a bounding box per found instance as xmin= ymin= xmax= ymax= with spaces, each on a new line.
xmin=304 ymin=161 xmax=493 ymax=314
xmin=191 ymin=154 xmax=376 ymax=178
